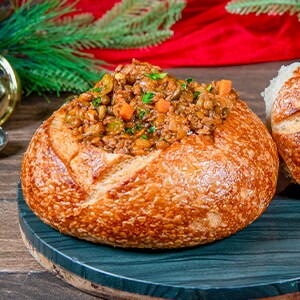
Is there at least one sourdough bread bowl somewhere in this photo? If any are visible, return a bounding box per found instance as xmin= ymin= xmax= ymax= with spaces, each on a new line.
xmin=21 ymin=60 xmax=278 ymax=249
xmin=262 ymin=62 xmax=300 ymax=185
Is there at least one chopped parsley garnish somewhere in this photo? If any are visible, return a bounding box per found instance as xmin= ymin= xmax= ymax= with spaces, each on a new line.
xmin=141 ymin=134 xmax=148 ymax=139
xmin=186 ymin=78 xmax=193 ymax=83
xmin=125 ymin=128 xmax=134 ymax=135
xmin=206 ymin=84 xmax=212 ymax=92
xmin=136 ymin=124 xmax=143 ymax=130
xmin=147 ymin=126 xmax=156 ymax=133
xmin=181 ymin=83 xmax=187 ymax=89
xmin=193 ymin=91 xmax=200 ymax=99
xmin=92 ymin=97 xmax=101 ymax=107
xmin=142 ymin=92 xmax=154 ymax=103
xmin=137 ymin=108 xmax=149 ymax=119
xmin=91 ymin=87 xmax=103 ymax=93
xmin=145 ymin=70 xmax=168 ymax=80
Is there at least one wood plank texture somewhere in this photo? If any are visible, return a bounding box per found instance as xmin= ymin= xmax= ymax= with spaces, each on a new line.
xmin=0 ymin=272 xmax=98 ymax=300
xmin=1 ymin=60 xmax=299 ymax=299
xmin=0 ymin=201 xmax=44 ymax=272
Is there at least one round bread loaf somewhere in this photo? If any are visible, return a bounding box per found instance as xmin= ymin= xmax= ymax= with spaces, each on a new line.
xmin=262 ymin=62 xmax=300 ymax=184
xmin=22 ymin=61 xmax=278 ymax=249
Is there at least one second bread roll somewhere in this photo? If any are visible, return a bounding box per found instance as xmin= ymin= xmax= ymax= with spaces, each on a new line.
xmin=262 ymin=62 xmax=300 ymax=184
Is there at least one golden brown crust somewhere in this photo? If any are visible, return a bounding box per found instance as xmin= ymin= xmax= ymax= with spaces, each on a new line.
xmin=21 ymin=99 xmax=278 ymax=248
xmin=271 ymin=67 xmax=300 ymax=184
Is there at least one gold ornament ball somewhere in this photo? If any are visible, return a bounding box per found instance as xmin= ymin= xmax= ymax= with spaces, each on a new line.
xmin=0 ymin=56 xmax=22 ymax=126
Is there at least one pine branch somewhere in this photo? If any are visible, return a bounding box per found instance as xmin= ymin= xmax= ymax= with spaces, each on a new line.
xmin=5 ymin=51 xmax=104 ymax=96
xmin=92 ymin=0 xmax=186 ymax=48
xmin=226 ymin=0 xmax=300 ymax=18
xmin=0 ymin=0 xmax=186 ymax=96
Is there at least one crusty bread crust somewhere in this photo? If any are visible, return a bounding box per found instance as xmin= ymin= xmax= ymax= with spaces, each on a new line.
xmin=271 ymin=67 xmax=300 ymax=184
xmin=21 ymin=100 xmax=278 ymax=248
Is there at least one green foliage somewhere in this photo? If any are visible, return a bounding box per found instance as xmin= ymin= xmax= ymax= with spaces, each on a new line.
xmin=226 ymin=0 xmax=300 ymax=20
xmin=0 ymin=0 xmax=186 ymax=96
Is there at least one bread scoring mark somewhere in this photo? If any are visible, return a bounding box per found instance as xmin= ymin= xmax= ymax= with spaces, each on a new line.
xmin=272 ymin=111 xmax=300 ymax=134
xmin=272 ymin=76 xmax=300 ymax=124
xmin=21 ymin=122 xmax=88 ymax=228
xmin=50 ymin=111 xmax=80 ymax=163
xmin=87 ymin=150 xmax=161 ymax=205
xmin=69 ymin=146 xmax=127 ymax=190
xmin=50 ymin=104 xmax=164 ymax=199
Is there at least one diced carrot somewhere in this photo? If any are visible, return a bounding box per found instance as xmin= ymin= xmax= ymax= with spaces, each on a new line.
xmin=120 ymin=102 xmax=135 ymax=121
xmin=218 ymin=80 xmax=232 ymax=96
xmin=155 ymin=99 xmax=170 ymax=113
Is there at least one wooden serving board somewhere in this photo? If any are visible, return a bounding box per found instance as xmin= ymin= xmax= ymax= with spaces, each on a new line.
xmin=18 ymin=183 xmax=300 ymax=300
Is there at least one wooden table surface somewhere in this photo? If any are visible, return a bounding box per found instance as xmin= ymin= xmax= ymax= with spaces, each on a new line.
xmin=1 ymin=61 xmax=299 ymax=300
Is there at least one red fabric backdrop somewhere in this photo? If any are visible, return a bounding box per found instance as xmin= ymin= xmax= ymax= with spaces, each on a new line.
xmin=73 ymin=0 xmax=300 ymax=68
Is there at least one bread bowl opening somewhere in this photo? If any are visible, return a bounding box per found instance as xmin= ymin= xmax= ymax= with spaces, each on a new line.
xmin=64 ymin=60 xmax=238 ymax=156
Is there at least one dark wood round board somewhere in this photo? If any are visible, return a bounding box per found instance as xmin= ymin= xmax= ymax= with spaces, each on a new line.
xmin=18 ymin=183 xmax=300 ymax=300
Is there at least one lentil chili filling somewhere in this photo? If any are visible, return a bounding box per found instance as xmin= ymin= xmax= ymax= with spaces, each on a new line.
xmin=64 ymin=60 xmax=238 ymax=156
